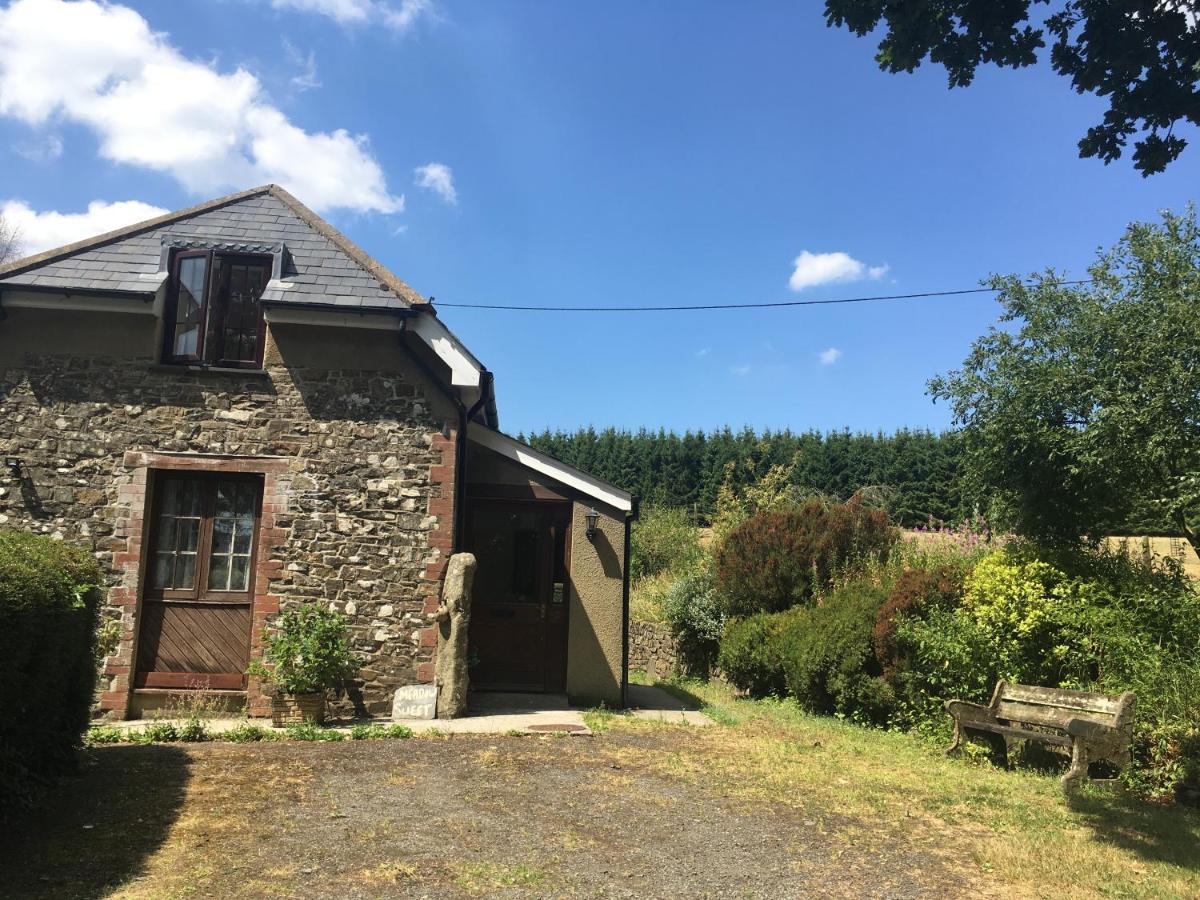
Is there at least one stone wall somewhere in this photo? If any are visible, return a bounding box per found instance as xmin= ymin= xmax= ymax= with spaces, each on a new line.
xmin=0 ymin=310 xmax=456 ymax=719
xmin=628 ymin=620 xmax=678 ymax=681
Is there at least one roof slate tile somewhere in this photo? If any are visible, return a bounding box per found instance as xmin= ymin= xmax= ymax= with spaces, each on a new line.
xmin=0 ymin=186 xmax=423 ymax=309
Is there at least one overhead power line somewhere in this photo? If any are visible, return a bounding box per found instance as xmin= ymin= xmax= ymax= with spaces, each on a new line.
xmin=432 ymin=279 xmax=1098 ymax=312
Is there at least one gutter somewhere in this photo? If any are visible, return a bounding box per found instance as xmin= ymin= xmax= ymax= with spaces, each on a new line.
xmin=0 ymin=283 xmax=156 ymax=302
xmin=621 ymin=495 xmax=640 ymax=708
xmin=260 ymin=299 xmax=416 ymax=318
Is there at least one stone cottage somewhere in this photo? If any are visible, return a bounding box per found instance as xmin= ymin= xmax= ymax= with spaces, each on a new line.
xmin=0 ymin=184 xmax=635 ymax=719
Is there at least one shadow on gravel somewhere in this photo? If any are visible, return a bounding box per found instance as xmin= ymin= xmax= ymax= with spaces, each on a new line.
xmin=1068 ymin=789 xmax=1200 ymax=871
xmin=0 ymin=745 xmax=191 ymax=899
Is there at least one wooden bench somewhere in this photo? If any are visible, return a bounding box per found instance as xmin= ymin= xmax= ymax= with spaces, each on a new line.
xmin=944 ymin=681 xmax=1135 ymax=791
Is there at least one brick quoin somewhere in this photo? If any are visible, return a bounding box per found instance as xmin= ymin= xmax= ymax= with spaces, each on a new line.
xmin=418 ymin=423 xmax=459 ymax=684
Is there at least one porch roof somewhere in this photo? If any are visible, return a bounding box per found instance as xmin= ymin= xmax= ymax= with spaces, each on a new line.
xmin=466 ymin=423 xmax=634 ymax=515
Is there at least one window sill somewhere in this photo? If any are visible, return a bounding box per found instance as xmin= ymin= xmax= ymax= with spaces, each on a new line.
xmin=148 ymin=363 xmax=270 ymax=378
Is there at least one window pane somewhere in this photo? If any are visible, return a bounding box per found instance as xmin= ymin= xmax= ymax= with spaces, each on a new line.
xmin=216 ymin=259 xmax=268 ymax=363
xmin=176 ymin=553 xmax=197 ymax=589
xmin=212 ymin=517 xmax=234 ymax=555
xmin=175 ymin=518 xmax=200 ymax=555
xmin=229 ymin=555 xmax=250 ymax=592
xmin=206 ymin=479 xmax=257 ymax=593
xmin=151 ymin=477 xmax=203 ymax=590
xmin=172 ymin=256 xmax=207 ymax=359
xmin=237 ymin=482 xmax=257 ymax=516
xmin=152 ymin=552 xmax=174 ymax=589
xmin=154 ymin=516 xmax=177 ymax=555
xmin=178 ymin=479 xmax=202 ymax=517
xmin=207 ymin=554 xmax=230 ymax=591
xmin=215 ymin=481 xmax=235 ymax=516
xmin=233 ymin=517 xmax=253 ymax=554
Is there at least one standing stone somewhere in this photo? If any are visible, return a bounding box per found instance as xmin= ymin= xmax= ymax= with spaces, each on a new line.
xmin=435 ymin=552 xmax=476 ymax=718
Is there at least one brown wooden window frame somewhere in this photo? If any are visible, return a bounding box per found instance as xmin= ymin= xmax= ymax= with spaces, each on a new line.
xmin=161 ymin=249 xmax=271 ymax=369
xmin=144 ymin=472 xmax=264 ymax=605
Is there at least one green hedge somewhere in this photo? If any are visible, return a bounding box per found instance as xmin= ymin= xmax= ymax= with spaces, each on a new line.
xmin=718 ymin=611 xmax=792 ymax=697
xmin=721 ymin=581 xmax=893 ymax=724
xmin=0 ymin=530 xmax=102 ymax=811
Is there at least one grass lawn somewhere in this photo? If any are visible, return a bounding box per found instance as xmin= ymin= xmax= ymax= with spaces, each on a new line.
xmin=607 ymin=678 xmax=1200 ymax=899
xmin=2 ymin=683 xmax=1196 ymax=898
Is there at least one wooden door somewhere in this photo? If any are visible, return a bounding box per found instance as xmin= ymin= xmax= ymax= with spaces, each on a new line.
xmin=466 ymin=500 xmax=570 ymax=692
xmin=135 ymin=474 xmax=262 ymax=691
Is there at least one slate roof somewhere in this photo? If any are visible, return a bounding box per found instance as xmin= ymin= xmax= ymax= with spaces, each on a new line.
xmin=0 ymin=185 xmax=427 ymax=310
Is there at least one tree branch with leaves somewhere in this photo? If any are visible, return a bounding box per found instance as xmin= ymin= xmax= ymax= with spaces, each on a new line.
xmin=824 ymin=0 xmax=1200 ymax=175
xmin=930 ymin=206 xmax=1200 ymax=550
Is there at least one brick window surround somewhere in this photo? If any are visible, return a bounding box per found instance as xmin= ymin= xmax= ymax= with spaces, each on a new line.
xmin=101 ymin=450 xmax=291 ymax=719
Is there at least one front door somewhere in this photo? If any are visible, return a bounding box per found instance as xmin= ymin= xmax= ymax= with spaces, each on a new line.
xmin=135 ymin=473 xmax=262 ymax=691
xmin=466 ymin=500 xmax=570 ymax=692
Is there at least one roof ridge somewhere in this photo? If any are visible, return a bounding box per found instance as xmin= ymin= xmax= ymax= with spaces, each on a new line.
xmin=0 ymin=184 xmax=429 ymax=308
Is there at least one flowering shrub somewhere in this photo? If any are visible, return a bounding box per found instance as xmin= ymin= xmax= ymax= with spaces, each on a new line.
xmin=907 ymin=513 xmax=1005 ymax=558
xmin=248 ymin=605 xmax=358 ymax=695
xmin=714 ymin=497 xmax=896 ymax=617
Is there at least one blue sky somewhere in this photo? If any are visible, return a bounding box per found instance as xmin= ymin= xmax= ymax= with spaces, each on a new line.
xmin=1 ymin=0 xmax=1196 ymax=437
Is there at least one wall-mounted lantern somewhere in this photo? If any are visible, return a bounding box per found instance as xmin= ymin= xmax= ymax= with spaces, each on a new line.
xmin=4 ymin=457 xmax=21 ymax=477
xmin=584 ymin=507 xmax=600 ymax=542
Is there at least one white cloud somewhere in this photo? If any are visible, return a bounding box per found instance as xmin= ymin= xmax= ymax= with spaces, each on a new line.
xmin=380 ymin=0 xmax=434 ymax=30
xmin=0 ymin=0 xmax=402 ymax=214
xmin=265 ymin=0 xmax=434 ymax=31
xmin=694 ymin=347 xmax=710 ymax=358
xmin=283 ymin=39 xmax=321 ymax=91
xmin=12 ymin=132 xmax=62 ymax=161
xmin=788 ymin=250 xmax=889 ymax=292
xmin=731 ymin=364 xmax=752 ymax=377
xmin=414 ymin=162 xmax=457 ymax=205
xmin=819 ymin=347 xmax=842 ymax=365
xmin=269 ymin=0 xmax=372 ymax=23
xmin=1 ymin=198 xmax=169 ymax=255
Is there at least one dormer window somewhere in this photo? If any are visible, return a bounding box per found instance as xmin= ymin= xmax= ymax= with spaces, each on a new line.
xmin=163 ymin=250 xmax=271 ymax=369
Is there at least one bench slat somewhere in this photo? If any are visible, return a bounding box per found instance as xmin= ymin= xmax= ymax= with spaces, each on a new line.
xmin=998 ymin=683 xmax=1125 ymax=714
xmin=995 ymin=701 xmax=1115 ymax=730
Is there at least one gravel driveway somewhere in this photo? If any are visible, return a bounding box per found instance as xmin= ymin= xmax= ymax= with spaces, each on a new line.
xmin=3 ymin=729 xmax=996 ymax=899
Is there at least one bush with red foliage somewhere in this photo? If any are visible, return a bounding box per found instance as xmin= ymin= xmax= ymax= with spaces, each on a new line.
xmin=871 ymin=564 xmax=963 ymax=678
xmin=714 ymin=496 xmax=896 ymax=618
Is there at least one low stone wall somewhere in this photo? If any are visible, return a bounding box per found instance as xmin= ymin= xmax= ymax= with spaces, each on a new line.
xmin=628 ymin=620 xmax=678 ymax=681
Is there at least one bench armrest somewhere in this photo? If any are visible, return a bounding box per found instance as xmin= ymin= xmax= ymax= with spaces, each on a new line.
xmin=944 ymin=700 xmax=997 ymax=726
xmin=1065 ymin=719 xmax=1117 ymax=742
